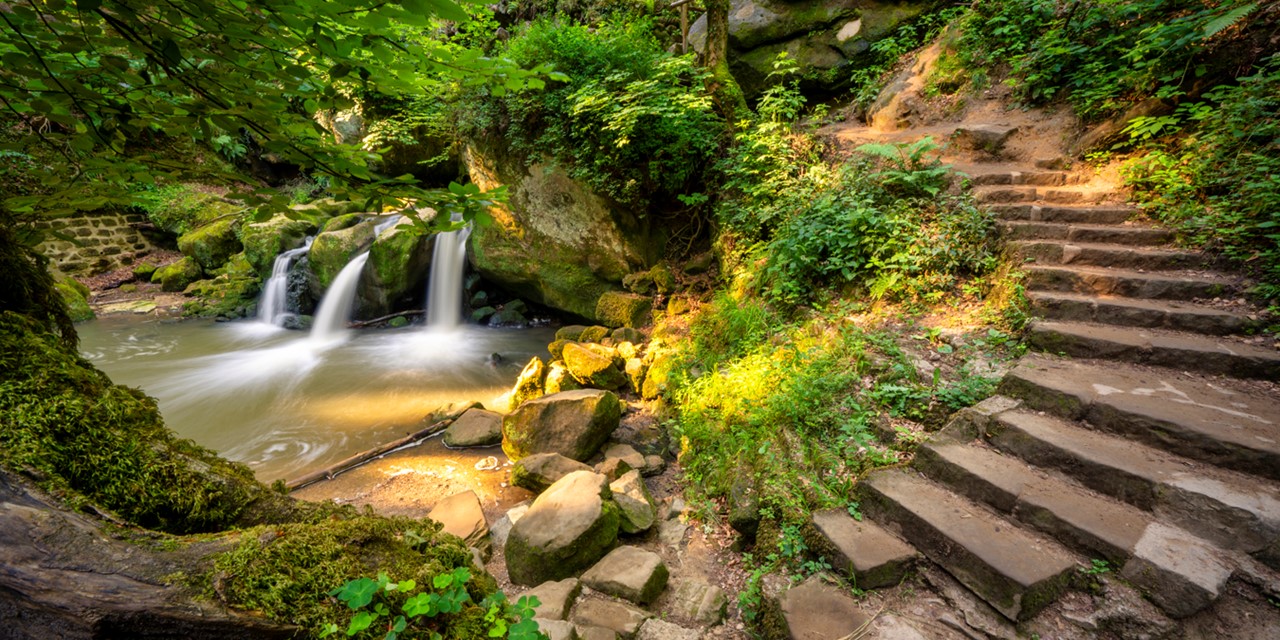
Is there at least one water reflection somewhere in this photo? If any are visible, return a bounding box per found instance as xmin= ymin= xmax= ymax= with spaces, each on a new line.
xmin=77 ymin=316 xmax=553 ymax=483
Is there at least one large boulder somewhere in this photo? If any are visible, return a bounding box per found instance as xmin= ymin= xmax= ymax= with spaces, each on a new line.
xmin=427 ymin=490 xmax=492 ymax=560
xmin=307 ymin=214 xmax=376 ymax=290
xmin=442 ymin=408 xmax=504 ymax=448
xmin=580 ymin=546 xmax=669 ymax=605
xmin=464 ymin=138 xmax=663 ymax=322
xmin=688 ymin=0 xmax=931 ymax=98
xmin=562 ymin=343 xmax=626 ymax=390
xmin=502 ymin=390 xmax=622 ymax=463
xmin=609 ymin=470 xmax=657 ymax=534
xmin=359 ymin=219 xmax=434 ymax=318
xmin=511 ymin=453 xmax=594 ymax=493
xmin=177 ymin=217 xmax=242 ymax=271
xmin=504 ymin=471 xmax=621 ymax=586
xmin=508 ymin=357 xmax=547 ymax=411
xmin=239 ymin=214 xmax=317 ymax=277
xmin=154 ymin=256 xmax=203 ymax=292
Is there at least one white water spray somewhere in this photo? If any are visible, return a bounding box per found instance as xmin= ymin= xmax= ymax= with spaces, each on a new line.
xmin=424 ymin=221 xmax=472 ymax=330
xmin=310 ymin=252 xmax=370 ymax=346
xmin=257 ymin=237 xmax=313 ymax=327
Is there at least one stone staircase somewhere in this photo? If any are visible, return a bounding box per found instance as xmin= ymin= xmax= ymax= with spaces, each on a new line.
xmin=822 ymin=165 xmax=1280 ymax=627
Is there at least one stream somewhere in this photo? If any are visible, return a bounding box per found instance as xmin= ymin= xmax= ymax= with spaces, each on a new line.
xmin=77 ymin=317 xmax=554 ymax=483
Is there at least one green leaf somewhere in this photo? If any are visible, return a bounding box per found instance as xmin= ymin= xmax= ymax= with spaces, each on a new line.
xmin=347 ymin=611 xmax=378 ymax=636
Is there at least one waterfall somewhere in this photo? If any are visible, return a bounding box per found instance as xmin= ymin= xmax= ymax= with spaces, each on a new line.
xmin=424 ymin=222 xmax=472 ymax=330
xmin=310 ymin=252 xmax=370 ymax=345
xmin=257 ymin=237 xmax=313 ymax=327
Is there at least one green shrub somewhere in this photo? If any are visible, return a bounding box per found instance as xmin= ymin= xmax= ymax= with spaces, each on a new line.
xmin=1124 ymin=56 xmax=1280 ymax=307
xmin=957 ymin=0 xmax=1262 ymax=120
xmin=461 ymin=18 xmax=721 ymax=211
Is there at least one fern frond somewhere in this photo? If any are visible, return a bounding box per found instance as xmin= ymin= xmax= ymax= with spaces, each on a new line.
xmin=1202 ymin=3 xmax=1257 ymax=39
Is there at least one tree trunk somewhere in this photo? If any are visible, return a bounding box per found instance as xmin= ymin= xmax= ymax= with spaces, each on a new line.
xmin=704 ymin=0 xmax=747 ymax=118
xmin=0 ymin=469 xmax=297 ymax=639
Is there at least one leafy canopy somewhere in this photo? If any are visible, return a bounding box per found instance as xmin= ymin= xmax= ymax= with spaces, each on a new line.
xmin=0 ymin=0 xmax=550 ymax=226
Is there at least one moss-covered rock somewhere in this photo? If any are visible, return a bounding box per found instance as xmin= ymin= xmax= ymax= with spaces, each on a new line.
xmin=579 ymin=325 xmax=611 ymax=343
xmin=596 ymin=292 xmax=652 ymax=329
xmin=556 ymin=325 xmax=589 ymax=341
xmin=210 ymin=515 xmax=493 ymax=635
xmin=183 ymin=266 xmax=260 ymax=319
xmin=464 ymin=140 xmax=664 ymax=322
xmin=544 ymin=360 xmax=583 ymax=395
xmin=0 ymin=312 xmax=288 ymax=533
xmin=239 ymin=214 xmax=317 ymax=277
xmin=508 ymin=357 xmax=547 ymax=411
xmin=563 ymin=343 xmax=626 ymax=390
xmin=360 ymin=220 xmax=433 ymax=318
xmin=54 ymin=280 xmax=94 ymax=322
xmin=155 ymin=256 xmax=203 ymax=292
xmin=308 ymin=216 xmax=377 ymax=290
xmin=504 ymin=471 xmax=620 ymax=586
xmin=501 ymin=389 xmax=621 ymax=462
xmin=178 ymin=217 xmax=243 ymax=271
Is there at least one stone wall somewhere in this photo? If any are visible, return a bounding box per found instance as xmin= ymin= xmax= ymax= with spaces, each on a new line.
xmin=35 ymin=210 xmax=165 ymax=275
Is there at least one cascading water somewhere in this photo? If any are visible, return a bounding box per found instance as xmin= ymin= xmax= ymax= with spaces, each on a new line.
xmin=257 ymin=237 xmax=313 ymax=327
xmin=309 ymin=252 xmax=370 ymax=345
xmin=424 ymin=221 xmax=472 ymax=330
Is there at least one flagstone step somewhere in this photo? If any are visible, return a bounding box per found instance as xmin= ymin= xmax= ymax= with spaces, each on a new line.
xmin=915 ymin=441 xmax=1233 ymax=618
xmin=1025 ymin=264 xmax=1240 ymax=301
xmin=1001 ymin=221 xmax=1174 ymax=245
xmin=1013 ymin=240 xmax=1202 ymax=271
xmin=985 ymin=408 xmax=1280 ymax=562
xmin=1028 ymin=320 xmax=1280 ymax=379
xmin=1027 ymin=292 xmax=1257 ymax=335
xmin=861 ymin=468 xmax=1078 ymax=621
xmin=991 ymin=204 xmax=1134 ymax=225
xmin=999 ymin=354 xmax=1280 ymax=481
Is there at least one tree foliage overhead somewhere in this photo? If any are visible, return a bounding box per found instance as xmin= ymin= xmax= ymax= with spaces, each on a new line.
xmin=0 ymin=0 xmax=547 ymax=222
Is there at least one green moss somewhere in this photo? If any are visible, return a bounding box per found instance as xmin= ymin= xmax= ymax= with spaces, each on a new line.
xmin=239 ymin=214 xmax=316 ymax=277
xmin=309 ymin=217 xmax=376 ymax=289
xmin=133 ymin=183 xmax=241 ymax=236
xmin=54 ymin=280 xmax=94 ymax=322
xmin=595 ymin=291 xmax=652 ymax=328
xmin=154 ymin=256 xmax=203 ymax=292
xmin=132 ymin=262 xmax=157 ymax=280
xmin=208 ymin=515 xmax=492 ymax=636
xmin=0 ymin=311 xmax=280 ymax=533
xmin=178 ymin=217 xmax=243 ymax=271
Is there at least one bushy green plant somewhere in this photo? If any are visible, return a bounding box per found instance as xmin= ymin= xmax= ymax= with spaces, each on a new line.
xmin=1124 ymin=56 xmax=1280 ymax=307
xmin=461 ymin=19 xmax=721 ymax=211
xmin=957 ymin=0 xmax=1261 ymax=119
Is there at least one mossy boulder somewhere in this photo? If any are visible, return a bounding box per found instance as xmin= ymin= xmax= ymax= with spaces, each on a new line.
xmin=596 ymin=292 xmax=652 ymax=329
xmin=563 ymin=343 xmax=626 ymax=390
xmin=502 ymin=389 xmax=622 ymax=463
xmin=687 ymin=0 xmax=930 ymax=98
xmin=579 ymin=325 xmax=611 ymax=343
xmin=0 ymin=311 xmax=289 ymax=533
xmin=359 ymin=220 xmax=433 ymax=319
xmin=239 ymin=214 xmax=317 ymax=277
xmin=510 ymin=452 xmax=593 ymax=493
xmin=183 ymin=264 xmax=260 ymax=319
xmin=464 ymin=140 xmax=664 ymax=322
xmin=54 ymin=279 xmax=94 ymax=322
xmin=504 ymin=471 xmax=621 ymax=586
xmin=308 ymin=216 xmax=377 ymax=290
xmin=154 ymin=256 xmax=203 ymax=292
xmin=544 ymin=359 xmax=583 ymax=395
xmin=508 ymin=357 xmax=547 ymax=411
xmin=131 ymin=262 xmax=157 ymax=281
xmin=178 ymin=217 xmax=243 ymax=271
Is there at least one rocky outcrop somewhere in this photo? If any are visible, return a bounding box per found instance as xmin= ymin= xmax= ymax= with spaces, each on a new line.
xmin=688 ymin=0 xmax=932 ymax=97
xmin=463 ymin=138 xmax=663 ymax=322
xmin=502 ymin=389 xmax=622 ymax=462
xmin=307 ymin=214 xmax=377 ymax=290
xmin=562 ymin=343 xmax=626 ymax=390
xmin=504 ymin=471 xmax=621 ymax=586
xmin=239 ymin=214 xmax=317 ymax=277
xmin=178 ymin=217 xmax=242 ymax=272
xmin=359 ymin=219 xmax=434 ymax=319
xmin=154 ymin=256 xmax=203 ymax=292
xmin=442 ymin=408 xmax=504 ymax=448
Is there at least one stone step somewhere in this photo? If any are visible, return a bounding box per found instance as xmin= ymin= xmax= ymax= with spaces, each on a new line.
xmin=1028 ymin=291 xmax=1258 ymax=336
xmin=975 ymin=186 xmax=1122 ymax=205
xmin=990 ymin=204 xmax=1134 ymax=225
xmin=915 ymin=441 xmax=1233 ymax=618
xmin=1012 ymin=240 xmax=1201 ymax=270
xmin=986 ymin=408 xmax=1280 ymax=562
xmin=860 ymin=468 xmax=1078 ymax=621
xmin=1028 ymin=320 xmax=1280 ymax=379
xmin=1001 ymin=221 xmax=1174 ymax=246
xmin=968 ymin=171 xmax=1087 ymax=187
xmin=999 ymin=354 xmax=1280 ymax=482
xmin=808 ymin=509 xmax=918 ymax=589
xmin=1025 ymin=265 xmax=1240 ymax=301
